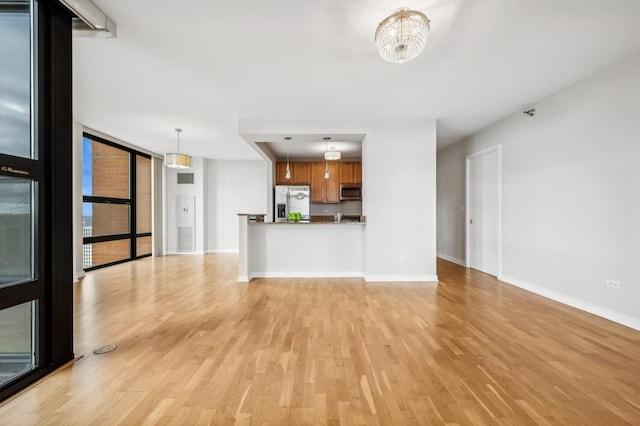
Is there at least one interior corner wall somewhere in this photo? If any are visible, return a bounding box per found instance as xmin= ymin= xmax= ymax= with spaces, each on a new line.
xmin=437 ymin=51 xmax=640 ymax=329
xmin=436 ymin=140 xmax=468 ymax=265
xmin=206 ymin=159 xmax=268 ymax=253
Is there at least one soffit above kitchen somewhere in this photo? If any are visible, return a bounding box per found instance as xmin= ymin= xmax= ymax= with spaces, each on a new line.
xmin=255 ymin=134 xmax=364 ymax=161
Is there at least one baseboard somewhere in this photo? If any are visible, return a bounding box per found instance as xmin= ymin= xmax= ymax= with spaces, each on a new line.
xmin=237 ymin=275 xmax=250 ymax=282
xmin=167 ymin=250 xmax=206 ymax=255
xmin=206 ymin=249 xmax=239 ymax=254
xmin=500 ymin=274 xmax=640 ymax=331
xmin=437 ymin=253 xmax=465 ymax=267
xmin=251 ymin=271 xmax=365 ymax=279
xmin=365 ymin=275 xmax=439 ymax=283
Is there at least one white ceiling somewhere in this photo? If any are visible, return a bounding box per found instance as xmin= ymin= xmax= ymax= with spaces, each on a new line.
xmin=72 ymin=0 xmax=640 ymax=160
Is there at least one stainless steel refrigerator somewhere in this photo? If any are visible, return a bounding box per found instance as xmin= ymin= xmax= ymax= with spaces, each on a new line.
xmin=274 ymin=185 xmax=310 ymax=222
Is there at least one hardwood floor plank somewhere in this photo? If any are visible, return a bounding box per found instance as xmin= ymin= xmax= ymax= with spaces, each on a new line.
xmin=1 ymin=255 xmax=639 ymax=424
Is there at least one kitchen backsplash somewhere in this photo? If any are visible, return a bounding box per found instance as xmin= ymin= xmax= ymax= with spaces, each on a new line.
xmin=310 ymin=200 xmax=362 ymax=216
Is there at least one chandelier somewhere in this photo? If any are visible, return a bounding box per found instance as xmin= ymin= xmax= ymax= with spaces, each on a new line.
xmin=375 ymin=8 xmax=430 ymax=64
xmin=165 ymin=128 xmax=192 ymax=169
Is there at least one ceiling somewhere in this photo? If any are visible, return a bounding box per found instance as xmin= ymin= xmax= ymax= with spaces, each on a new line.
xmin=72 ymin=0 xmax=640 ymax=160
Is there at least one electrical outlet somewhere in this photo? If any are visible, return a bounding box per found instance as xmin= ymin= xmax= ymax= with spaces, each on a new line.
xmin=400 ymin=254 xmax=408 ymax=261
xmin=606 ymin=280 xmax=621 ymax=289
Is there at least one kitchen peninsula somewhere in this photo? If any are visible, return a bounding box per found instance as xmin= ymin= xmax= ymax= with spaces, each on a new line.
xmin=237 ymin=144 xmax=367 ymax=281
xmin=238 ymin=214 xmax=366 ymax=281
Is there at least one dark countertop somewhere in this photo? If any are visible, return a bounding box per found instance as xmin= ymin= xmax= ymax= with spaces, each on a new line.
xmin=256 ymin=216 xmax=366 ymax=225
xmin=241 ymin=214 xmax=366 ymax=224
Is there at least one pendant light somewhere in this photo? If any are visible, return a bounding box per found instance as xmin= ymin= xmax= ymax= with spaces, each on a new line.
xmin=285 ymin=137 xmax=291 ymax=180
xmin=324 ymin=140 xmax=330 ymax=179
xmin=165 ymin=128 xmax=192 ymax=169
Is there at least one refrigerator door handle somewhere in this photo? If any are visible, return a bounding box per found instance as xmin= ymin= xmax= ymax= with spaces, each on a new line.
xmin=292 ymin=192 xmax=308 ymax=200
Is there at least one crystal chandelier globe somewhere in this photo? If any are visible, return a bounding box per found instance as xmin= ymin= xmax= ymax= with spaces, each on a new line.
xmin=375 ymin=8 xmax=430 ymax=64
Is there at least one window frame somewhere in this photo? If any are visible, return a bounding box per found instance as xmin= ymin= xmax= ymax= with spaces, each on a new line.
xmin=82 ymin=133 xmax=152 ymax=271
xmin=0 ymin=0 xmax=74 ymax=401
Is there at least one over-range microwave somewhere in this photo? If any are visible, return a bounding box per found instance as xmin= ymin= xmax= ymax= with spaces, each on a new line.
xmin=340 ymin=184 xmax=362 ymax=201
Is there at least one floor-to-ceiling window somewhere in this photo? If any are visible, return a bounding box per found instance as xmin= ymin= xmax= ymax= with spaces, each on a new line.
xmin=0 ymin=0 xmax=73 ymax=400
xmin=82 ymin=134 xmax=152 ymax=270
xmin=0 ymin=0 xmax=40 ymax=390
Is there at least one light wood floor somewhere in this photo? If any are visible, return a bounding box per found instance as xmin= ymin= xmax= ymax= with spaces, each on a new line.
xmin=1 ymin=255 xmax=639 ymax=425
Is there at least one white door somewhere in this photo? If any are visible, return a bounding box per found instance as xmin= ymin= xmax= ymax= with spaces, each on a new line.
xmin=468 ymin=148 xmax=499 ymax=276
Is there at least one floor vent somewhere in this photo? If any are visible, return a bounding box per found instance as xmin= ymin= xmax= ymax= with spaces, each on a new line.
xmin=93 ymin=344 xmax=117 ymax=355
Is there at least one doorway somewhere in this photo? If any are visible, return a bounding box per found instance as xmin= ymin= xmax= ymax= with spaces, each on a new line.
xmin=465 ymin=145 xmax=501 ymax=277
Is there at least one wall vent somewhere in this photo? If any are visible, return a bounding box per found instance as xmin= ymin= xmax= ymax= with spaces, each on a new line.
xmin=177 ymin=226 xmax=194 ymax=252
xmin=177 ymin=173 xmax=194 ymax=184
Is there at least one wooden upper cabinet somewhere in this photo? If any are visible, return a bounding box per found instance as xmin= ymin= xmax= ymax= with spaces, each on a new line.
xmin=339 ymin=162 xmax=362 ymax=185
xmin=311 ymin=162 xmax=339 ymax=203
xmin=275 ymin=162 xmax=288 ymax=185
xmin=275 ymin=162 xmax=310 ymax=185
xmin=292 ymin=162 xmax=310 ymax=185
xmin=353 ymin=162 xmax=362 ymax=184
xmin=325 ymin=163 xmax=340 ymax=203
xmin=310 ymin=162 xmax=326 ymax=203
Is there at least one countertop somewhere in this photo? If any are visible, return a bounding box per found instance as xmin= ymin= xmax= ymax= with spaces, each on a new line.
xmin=256 ymin=220 xmax=366 ymax=225
xmin=239 ymin=214 xmax=366 ymax=224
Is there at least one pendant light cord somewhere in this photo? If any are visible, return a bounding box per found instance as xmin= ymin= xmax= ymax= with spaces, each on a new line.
xmin=324 ymin=140 xmax=329 ymax=179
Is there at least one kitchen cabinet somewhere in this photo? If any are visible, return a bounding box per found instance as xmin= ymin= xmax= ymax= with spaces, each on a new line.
xmin=275 ymin=162 xmax=310 ymax=185
xmin=310 ymin=162 xmax=340 ymax=203
xmin=339 ymin=162 xmax=362 ymax=185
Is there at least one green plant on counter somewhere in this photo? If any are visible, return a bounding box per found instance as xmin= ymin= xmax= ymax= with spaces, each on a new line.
xmin=287 ymin=212 xmax=302 ymax=222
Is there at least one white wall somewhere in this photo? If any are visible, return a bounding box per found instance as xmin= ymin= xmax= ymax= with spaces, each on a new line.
xmin=206 ymin=159 xmax=268 ymax=252
xmin=363 ymin=121 xmax=437 ymax=281
xmin=240 ymin=118 xmax=438 ymax=282
xmin=437 ymin=51 xmax=640 ymax=329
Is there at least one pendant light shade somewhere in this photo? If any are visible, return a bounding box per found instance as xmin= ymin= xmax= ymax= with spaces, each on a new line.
xmin=165 ymin=128 xmax=192 ymax=169
xmin=164 ymin=152 xmax=192 ymax=169
xmin=285 ymin=139 xmax=291 ymax=180
xmin=375 ymin=8 xmax=430 ymax=64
